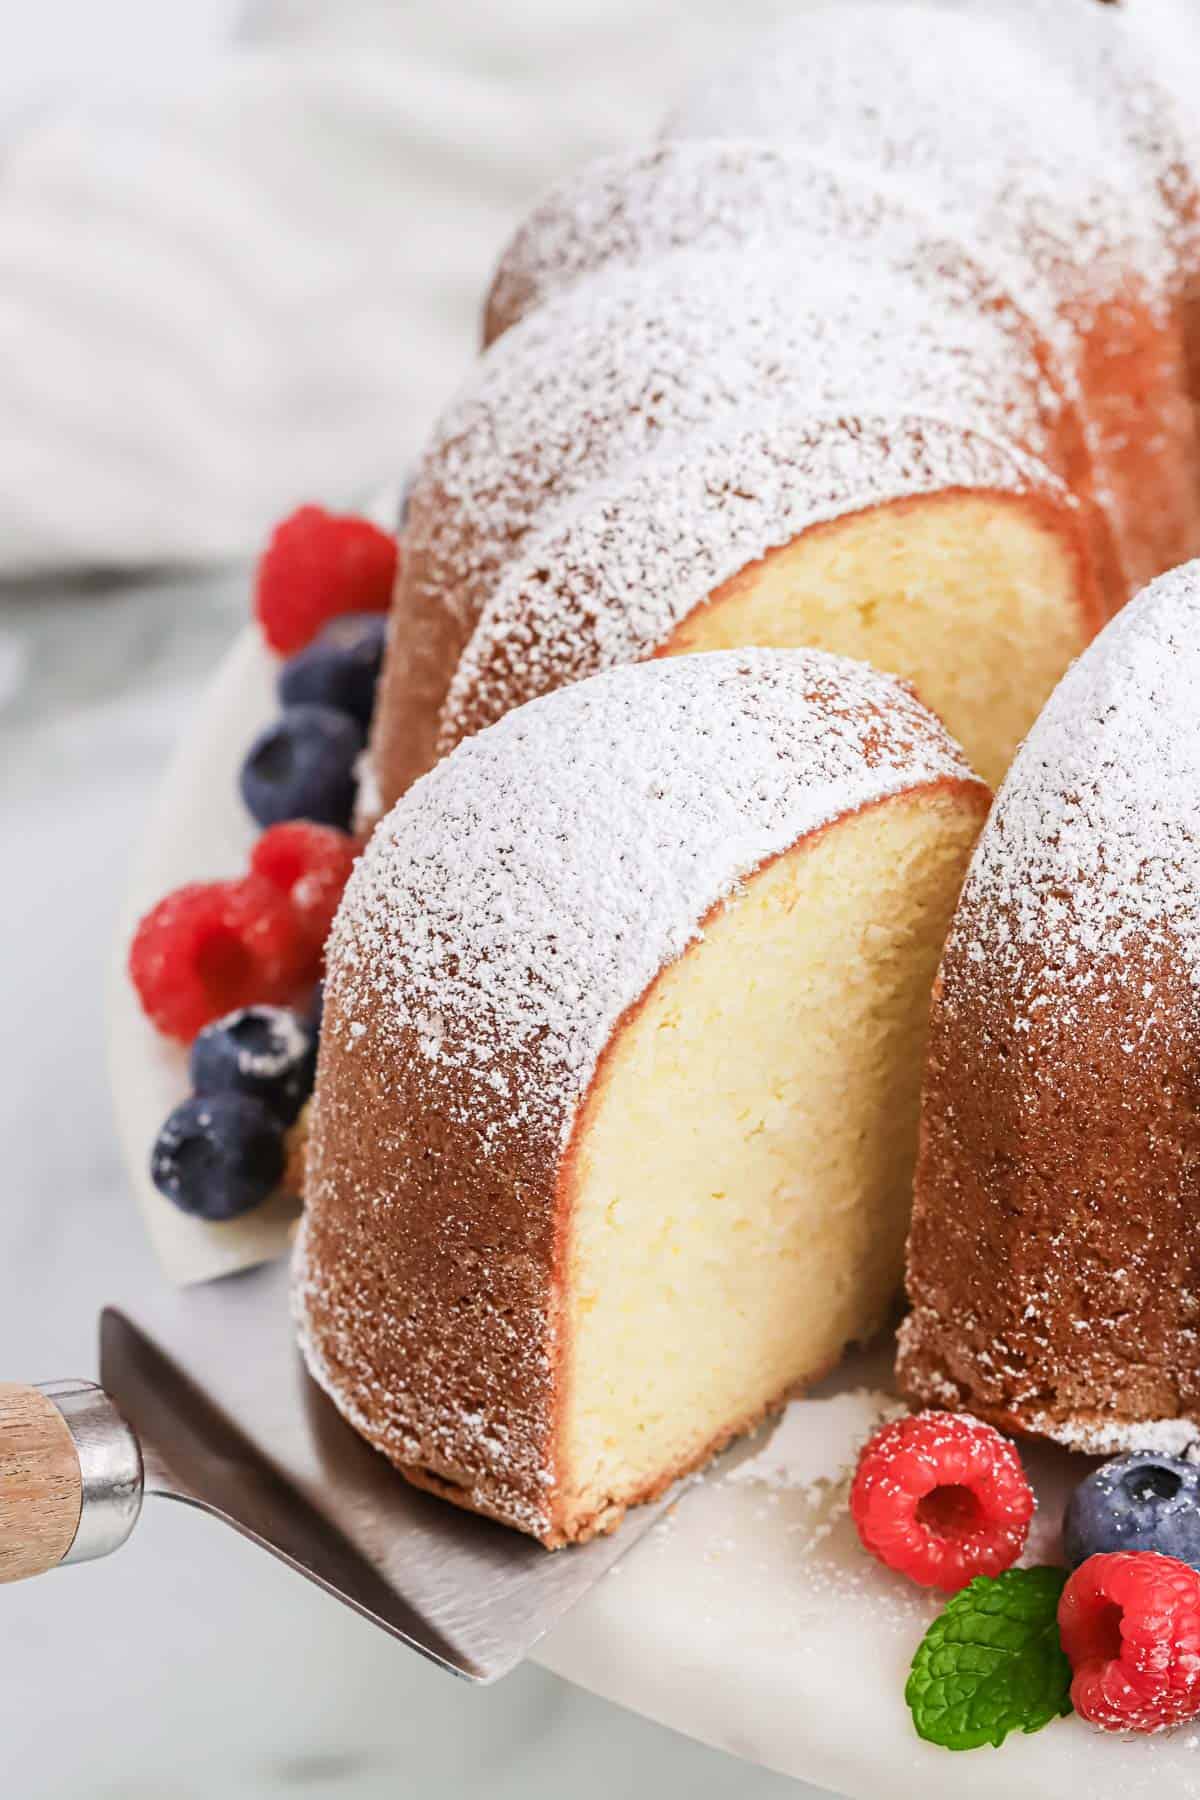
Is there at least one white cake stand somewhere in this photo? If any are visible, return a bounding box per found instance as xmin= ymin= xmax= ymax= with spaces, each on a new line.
xmin=107 ymin=627 xmax=1200 ymax=1799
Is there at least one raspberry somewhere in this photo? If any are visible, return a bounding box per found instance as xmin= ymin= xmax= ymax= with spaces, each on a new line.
xmin=1059 ymin=1551 xmax=1200 ymax=1733
xmin=850 ymin=1411 xmax=1034 ymax=1591
xmin=129 ymin=876 xmax=304 ymax=1041
xmin=250 ymin=822 xmax=357 ymax=975
xmin=255 ymin=505 xmax=398 ymax=654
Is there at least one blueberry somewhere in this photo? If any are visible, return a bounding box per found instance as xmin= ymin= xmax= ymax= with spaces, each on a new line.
xmin=278 ymin=614 xmax=387 ymax=730
xmin=240 ymin=704 xmax=364 ymax=830
xmin=1064 ymin=1452 xmax=1200 ymax=1569
xmin=190 ymin=1005 xmax=316 ymax=1123
xmin=150 ymin=1093 xmax=284 ymax=1221
xmin=307 ymin=980 xmax=325 ymax=1037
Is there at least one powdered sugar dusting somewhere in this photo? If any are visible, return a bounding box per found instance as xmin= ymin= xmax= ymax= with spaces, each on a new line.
xmin=331 ymin=648 xmax=975 ymax=1156
xmin=421 ymin=136 xmax=1093 ymax=759
xmin=727 ymin=1388 xmax=906 ymax=1494
xmin=373 ymin=0 xmax=1200 ymax=817
xmin=437 ymin=413 xmax=1066 ymax=752
xmin=950 ymin=560 xmax=1200 ymax=1007
xmin=949 ymin=0 xmax=1200 ymax=252
xmin=486 ymin=139 xmax=1090 ymax=361
xmin=1131 ymin=0 xmax=1200 ymax=194
xmin=410 ymin=240 xmax=1060 ymax=663
xmin=663 ymin=2 xmax=1176 ymax=308
xmin=221 ymin=1006 xmax=311 ymax=1081
xmin=1023 ymin=1410 xmax=1200 ymax=1461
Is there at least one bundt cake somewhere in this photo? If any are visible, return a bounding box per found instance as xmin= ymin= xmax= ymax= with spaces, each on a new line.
xmin=297 ymin=650 xmax=990 ymax=1545
xmin=899 ymin=560 xmax=1200 ymax=1455
xmin=364 ymin=0 xmax=1200 ymax=822
xmin=664 ymin=1 xmax=1200 ymax=593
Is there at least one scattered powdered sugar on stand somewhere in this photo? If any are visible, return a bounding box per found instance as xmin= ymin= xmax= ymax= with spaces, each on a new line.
xmin=727 ymin=1389 xmax=907 ymax=1498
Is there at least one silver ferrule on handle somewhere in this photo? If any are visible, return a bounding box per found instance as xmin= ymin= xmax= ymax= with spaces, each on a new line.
xmin=37 ymin=1383 xmax=143 ymax=1566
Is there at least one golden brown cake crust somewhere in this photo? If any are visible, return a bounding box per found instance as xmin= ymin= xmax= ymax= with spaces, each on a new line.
xmin=900 ymin=564 xmax=1200 ymax=1456
xmin=295 ymin=1024 xmax=563 ymax=1541
xmin=899 ymin=940 xmax=1200 ymax=1450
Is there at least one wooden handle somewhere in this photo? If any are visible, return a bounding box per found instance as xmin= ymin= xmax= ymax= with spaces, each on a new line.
xmin=0 ymin=1384 xmax=82 ymax=1583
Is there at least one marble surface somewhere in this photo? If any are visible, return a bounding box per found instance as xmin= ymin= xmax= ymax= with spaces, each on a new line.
xmin=0 ymin=573 xmax=821 ymax=1800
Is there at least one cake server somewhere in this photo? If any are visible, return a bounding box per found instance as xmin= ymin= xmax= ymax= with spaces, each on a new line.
xmin=0 ymin=1255 xmax=682 ymax=1681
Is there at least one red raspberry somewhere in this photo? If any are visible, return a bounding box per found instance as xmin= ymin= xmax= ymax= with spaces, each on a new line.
xmin=1059 ymin=1551 xmax=1200 ymax=1733
xmin=255 ymin=505 xmax=398 ymax=654
xmin=129 ymin=876 xmax=304 ymax=1041
xmin=850 ymin=1411 xmax=1034 ymax=1591
xmin=250 ymin=822 xmax=357 ymax=976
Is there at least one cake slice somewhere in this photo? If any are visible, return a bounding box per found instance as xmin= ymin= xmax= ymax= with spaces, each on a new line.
xmin=370 ymin=240 xmax=1102 ymax=812
xmin=433 ymin=414 xmax=1098 ymax=791
xmin=298 ymin=649 xmax=989 ymax=1544
xmin=900 ymin=561 xmax=1200 ymax=1454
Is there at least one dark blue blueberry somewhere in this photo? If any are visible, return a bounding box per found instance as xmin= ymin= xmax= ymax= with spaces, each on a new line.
xmin=1064 ymin=1452 xmax=1200 ymax=1569
xmin=190 ymin=1005 xmax=316 ymax=1124
xmin=150 ymin=1093 xmax=284 ymax=1221
xmin=277 ymin=614 xmax=387 ymax=730
xmin=240 ymin=703 xmax=364 ymax=830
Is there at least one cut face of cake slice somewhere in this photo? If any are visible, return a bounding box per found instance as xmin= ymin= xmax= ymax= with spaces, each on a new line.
xmin=556 ymin=781 xmax=986 ymax=1539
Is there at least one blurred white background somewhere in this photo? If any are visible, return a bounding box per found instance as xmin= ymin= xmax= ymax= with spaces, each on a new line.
xmin=0 ymin=1 xmax=836 ymax=1796
xmin=0 ymin=0 xmax=791 ymax=575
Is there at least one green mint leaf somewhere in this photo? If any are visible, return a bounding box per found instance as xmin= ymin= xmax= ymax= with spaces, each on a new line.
xmin=905 ymin=1566 xmax=1073 ymax=1752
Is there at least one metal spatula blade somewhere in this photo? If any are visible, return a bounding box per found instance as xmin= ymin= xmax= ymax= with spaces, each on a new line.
xmin=2 ymin=1257 xmax=677 ymax=1681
